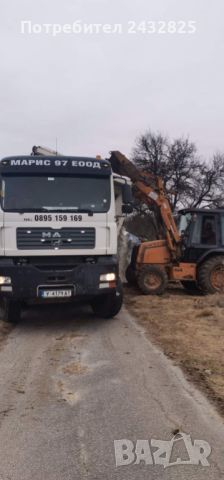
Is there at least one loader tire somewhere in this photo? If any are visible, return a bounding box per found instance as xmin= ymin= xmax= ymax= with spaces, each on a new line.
xmin=91 ymin=280 xmax=123 ymax=318
xmin=181 ymin=281 xmax=200 ymax=293
xmin=125 ymin=265 xmax=137 ymax=286
xmin=198 ymin=256 xmax=224 ymax=294
xmin=137 ymin=265 xmax=168 ymax=295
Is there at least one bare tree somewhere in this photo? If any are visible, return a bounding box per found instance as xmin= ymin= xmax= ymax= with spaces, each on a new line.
xmin=188 ymin=154 xmax=224 ymax=208
xmin=166 ymin=138 xmax=198 ymax=210
xmin=132 ymin=130 xmax=224 ymax=211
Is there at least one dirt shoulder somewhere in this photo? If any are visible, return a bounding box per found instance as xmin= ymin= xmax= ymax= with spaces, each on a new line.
xmin=124 ymin=285 xmax=224 ymax=416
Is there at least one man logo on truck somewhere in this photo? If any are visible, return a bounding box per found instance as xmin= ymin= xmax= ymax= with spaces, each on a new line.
xmin=42 ymin=232 xmax=51 ymax=239
xmin=42 ymin=231 xmax=62 ymax=246
xmin=52 ymin=231 xmax=62 ymax=246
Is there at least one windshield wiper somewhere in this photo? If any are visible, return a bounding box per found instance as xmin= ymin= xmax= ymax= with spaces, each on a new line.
xmin=78 ymin=209 xmax=94 ymax=216
xmin=42 ymin=206 xmax=94 ymax=216
xmin=42 ymin=206 xmax=78 ymax=211
xmin=3 ymin=207 xmax=56 ymax=213
xmin=3 ymin=206 xmax=94 ymax=215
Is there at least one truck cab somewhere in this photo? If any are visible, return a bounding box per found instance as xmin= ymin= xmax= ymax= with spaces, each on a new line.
xmin=0 ymin=155 xmax=132 ymax=322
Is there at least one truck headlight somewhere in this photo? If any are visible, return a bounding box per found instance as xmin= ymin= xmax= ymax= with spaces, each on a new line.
xmin=100 ymin=273 xmax=116 ymax=282
xmin=0 ymin=276 xmax=11 ymax=285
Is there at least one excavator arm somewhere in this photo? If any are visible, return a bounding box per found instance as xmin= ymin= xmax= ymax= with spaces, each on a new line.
xmin=109 ymin=151 xmax=181 ymax=258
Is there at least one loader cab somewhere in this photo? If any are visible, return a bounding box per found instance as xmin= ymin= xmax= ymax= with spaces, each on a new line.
xmin=178 ymin=208 xmax=224 ymax=263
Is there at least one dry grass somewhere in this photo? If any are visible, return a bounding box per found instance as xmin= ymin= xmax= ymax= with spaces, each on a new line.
xmin=125 ymin=285 xmax=224 ymax=416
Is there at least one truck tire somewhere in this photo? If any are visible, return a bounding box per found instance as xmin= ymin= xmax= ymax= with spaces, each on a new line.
xmin=181 ymin=281 xmax=201 ymax=293
xmin=198 ymin=256 xmax=224 ymax=294
xmin=137 ymin=265 xmax=168 ymax=295
xmin=0 ymin=299 xmax=21 ymax=323
xmin=125 ymin=265 xmax=137 ymax=286
xmin=91 ymin=280 xmax=123 ymax=319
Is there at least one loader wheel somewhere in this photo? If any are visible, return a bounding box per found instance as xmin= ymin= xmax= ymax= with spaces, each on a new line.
xmin=198 ymin=256 xmax=224 ymax=294
xmin=181 ymin=281 xmax=201 ymax=293
xmin=137 ymin=265 xmax=168 ymax=295
xmin=91 ymin=280 xmax=123 ymax=318
xmin=125 ymin=265 xmax=137 ymax=286
xmin=0 ymin=299 xmax=21 ymax=323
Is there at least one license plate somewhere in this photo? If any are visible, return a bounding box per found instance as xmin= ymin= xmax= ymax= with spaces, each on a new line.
xmin=39 ymin=289 xmax=73 ymax=298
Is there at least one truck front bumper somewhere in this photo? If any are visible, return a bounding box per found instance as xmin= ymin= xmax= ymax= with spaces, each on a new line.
xmin=0 ymin=257 xmax=118 ymax=301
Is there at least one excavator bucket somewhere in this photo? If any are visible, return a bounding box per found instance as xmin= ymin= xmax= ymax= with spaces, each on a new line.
xmin=109 ymin=151 xmax=141 ymax=181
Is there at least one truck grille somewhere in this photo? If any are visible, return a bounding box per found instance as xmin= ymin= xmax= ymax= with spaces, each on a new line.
xmin=17 ymin=228 xmax=95 ymax=250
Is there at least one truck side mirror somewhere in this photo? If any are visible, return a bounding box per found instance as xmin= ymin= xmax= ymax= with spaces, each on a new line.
xmin=122 ymin=184 xmax=133 ymax=214
xmin=122 ymin=184 xmax=132 ymax=204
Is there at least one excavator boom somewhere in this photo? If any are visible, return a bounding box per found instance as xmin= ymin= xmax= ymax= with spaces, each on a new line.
xmin=109 ymin=151 xmax=181 ymax=258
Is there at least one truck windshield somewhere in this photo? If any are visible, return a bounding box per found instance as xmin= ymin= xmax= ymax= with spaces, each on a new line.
xmin=1 ymin=175 xmax=111 ymax=213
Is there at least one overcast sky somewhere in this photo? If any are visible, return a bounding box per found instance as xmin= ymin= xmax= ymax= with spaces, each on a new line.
xmin=0 ymin=0 xmax=224 ymax=161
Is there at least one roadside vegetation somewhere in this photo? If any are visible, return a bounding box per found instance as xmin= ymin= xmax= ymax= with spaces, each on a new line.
xmin=125 ymin=285 xmax=224 ymax=416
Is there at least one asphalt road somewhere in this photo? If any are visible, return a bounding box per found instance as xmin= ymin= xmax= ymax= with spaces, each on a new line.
xmin=0 ymin=303 xmax=223 ymax=480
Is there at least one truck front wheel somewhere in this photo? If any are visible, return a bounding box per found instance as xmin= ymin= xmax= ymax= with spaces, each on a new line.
xmin=91 ymin=281 xmax=123 ymax=319
xmin=0 ymin=299 xmax=21 ymax=323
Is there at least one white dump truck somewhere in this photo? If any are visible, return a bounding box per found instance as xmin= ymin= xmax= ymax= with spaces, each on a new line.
xmin=0 ymin=149 xmax=132 ymax=322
